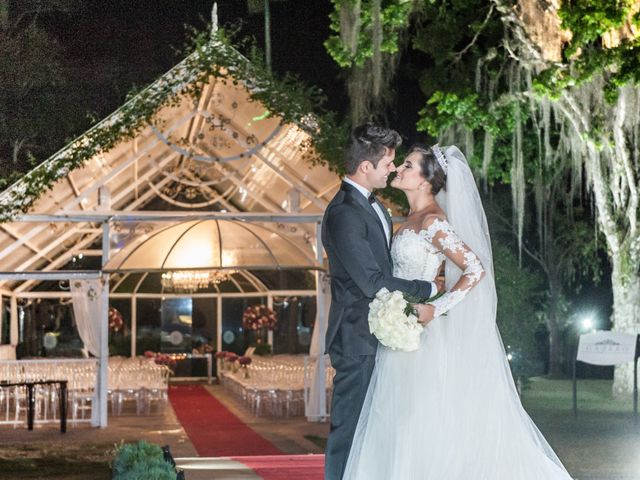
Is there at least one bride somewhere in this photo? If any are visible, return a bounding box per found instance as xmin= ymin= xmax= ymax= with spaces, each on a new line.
xmin=343 ymin=144 xmax=573 ymax=479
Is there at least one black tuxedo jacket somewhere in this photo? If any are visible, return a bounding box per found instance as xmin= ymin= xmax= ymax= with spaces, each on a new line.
xmin=321 ymin=181 xmax=433 ymax=355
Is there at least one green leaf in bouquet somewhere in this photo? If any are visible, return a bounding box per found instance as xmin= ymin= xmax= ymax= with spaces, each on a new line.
xmin=402 ymin=291 xmax=447 ymax=318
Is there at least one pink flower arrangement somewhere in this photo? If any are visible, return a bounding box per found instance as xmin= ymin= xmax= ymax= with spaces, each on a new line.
xmin=108 ymin=307 xmax=124 ymax=332
xmin=143 ymin=351 xmax=176 ymax=369
xmin=237 ymin=356 xmax=252 ymax=366
xmin=154 ymin=353 xmax=176 ymax=367
xmin=238 ymin=355 xmax=252 ymax=378
xmin=224 ymin=352 xmax=239 ymax=362
xmin=242 ymin=305 xmax=278 ymax=331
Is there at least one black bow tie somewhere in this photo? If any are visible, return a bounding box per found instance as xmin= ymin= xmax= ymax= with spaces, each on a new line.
xmin=368 ymin=192 xmax=377 ymax=205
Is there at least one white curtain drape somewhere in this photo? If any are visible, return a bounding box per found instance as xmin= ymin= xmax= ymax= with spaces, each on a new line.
xmin=306 ymin=272 xmax=331 ymax=420
xmin=70 ymin=279 xmax=104 ymax=426
xmin=70 ymin=279 xmax=104 ymax=357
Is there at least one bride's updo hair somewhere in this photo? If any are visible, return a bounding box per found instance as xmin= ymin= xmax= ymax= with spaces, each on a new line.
xmin=408 ymin=143 xmax=447 ymax=194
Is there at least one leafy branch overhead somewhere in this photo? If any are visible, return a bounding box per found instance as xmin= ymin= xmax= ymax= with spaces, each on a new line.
xmin=324 ymin=0 xmax=416 ymax=68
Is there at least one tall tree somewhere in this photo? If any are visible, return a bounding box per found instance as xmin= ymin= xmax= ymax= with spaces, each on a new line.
xmin=324 ymin=0 xmax=605 ymax=379
xmin=492 ymin=241 xmax=545 ymax=379
xmin=0 ymin=0 xmax=78 ymax=177
xmin=325 ymin=0 xmax=421 ymax=126
xmin=490 ymin=0 xmax=640 ymax=395
xmin=413 ymin=0 xmax=608 ymax=381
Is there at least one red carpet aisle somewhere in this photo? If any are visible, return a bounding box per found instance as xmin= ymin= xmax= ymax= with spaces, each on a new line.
xmin=168 ymin=385 xmax=282 ymax=456
xmin=232 ymin=455 xmax=325 ymax=480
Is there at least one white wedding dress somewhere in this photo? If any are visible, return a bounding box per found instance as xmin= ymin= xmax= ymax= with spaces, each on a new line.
xmin=343 ymin=148 xmax=573 ymax=480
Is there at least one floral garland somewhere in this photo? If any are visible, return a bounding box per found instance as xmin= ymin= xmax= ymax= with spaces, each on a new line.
xmin=0 ymin=28 xmax=347 ymax=222
xmin=242 ymin=305 xmax=278 ymax=331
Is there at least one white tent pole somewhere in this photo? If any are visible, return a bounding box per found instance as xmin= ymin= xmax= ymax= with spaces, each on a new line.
xmin=131 ymin=295 xmax=137 ymax=358
xmin=10 ymin=295 xmax=18 ymax=347
xmin=98 ymin=221 xmax=110 ymax=427
xmin=216 ymin=294 xmax=222 ymax=354
xmin=306 ymin=220 xmax=328 ymax=421
xmin=267 ymin=294 xmax=274 ymax=349
xmin=316 ymin=221 xmax=327 ymax=418
xmin=16 ymin=212 xmax=325 ymax=223
xmin=315 ymin=221 xmax=326 ymax=352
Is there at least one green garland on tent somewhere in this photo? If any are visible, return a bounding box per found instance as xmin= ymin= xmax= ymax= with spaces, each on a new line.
xmin=0 ymin=28 xmax=347 ymax=222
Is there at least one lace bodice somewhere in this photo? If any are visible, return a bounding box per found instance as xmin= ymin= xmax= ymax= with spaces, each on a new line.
xmin=391 ymin=217 xmax=485 ymax=317
xmin=391 ymin=229 xmax=444 ymax=283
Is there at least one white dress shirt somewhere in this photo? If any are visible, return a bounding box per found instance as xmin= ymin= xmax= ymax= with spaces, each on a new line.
xmin=343 ymin=177 xmax=438 ymax=297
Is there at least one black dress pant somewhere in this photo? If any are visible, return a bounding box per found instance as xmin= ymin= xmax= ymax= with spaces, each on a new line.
xmin=324 ymin=350 xmax=376 ymax=480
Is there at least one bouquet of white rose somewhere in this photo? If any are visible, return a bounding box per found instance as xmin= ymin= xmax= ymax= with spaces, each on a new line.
xmin=368 ymin=288 xmax=442 ymax=352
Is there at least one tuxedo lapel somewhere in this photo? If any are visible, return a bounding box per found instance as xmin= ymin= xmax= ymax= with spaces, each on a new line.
xmin=376 ymin=198 xmax=393 ymax=245
xmin=341 ymin=182 xmax=391 ymax=257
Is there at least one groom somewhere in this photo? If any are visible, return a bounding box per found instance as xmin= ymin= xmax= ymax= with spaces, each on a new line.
xmin=322 ymin=124 xmax=440 ymax=479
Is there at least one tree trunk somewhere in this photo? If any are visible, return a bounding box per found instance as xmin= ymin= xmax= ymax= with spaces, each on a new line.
xmin=547 ymin=318 xmax=564 ymax=378
xmin=494 ymin=0 xmax=640 ymax=395
xmin=611 ymin=256 xmax=640 ymax=397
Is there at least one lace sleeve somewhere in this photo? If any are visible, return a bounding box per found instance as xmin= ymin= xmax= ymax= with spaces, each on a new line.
xmin=424 ymin=217 xmax=485 ymax=317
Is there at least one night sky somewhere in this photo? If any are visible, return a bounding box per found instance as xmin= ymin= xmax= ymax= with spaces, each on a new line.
xmin=42 ymin=1 xmax=347 ymax=128
xmin=40 ymin=0 xmax=430 ymax=143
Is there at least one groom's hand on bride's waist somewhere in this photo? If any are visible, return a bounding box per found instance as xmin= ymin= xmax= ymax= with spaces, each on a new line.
xmin=415 ymin=303 xmax=436 ymax=325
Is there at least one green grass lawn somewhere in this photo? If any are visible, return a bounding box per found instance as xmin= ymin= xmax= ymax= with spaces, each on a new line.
xmin=522 ymin=376 xmax=636 ymax=413
xmin=0 ymin=443 xmax=113 ymax=480
xmin=522 ymin=377 xmax=640 ymax=480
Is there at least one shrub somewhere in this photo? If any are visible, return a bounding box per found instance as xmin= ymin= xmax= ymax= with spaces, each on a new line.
xmin=112 ymin=441 xmax=176 ymax=480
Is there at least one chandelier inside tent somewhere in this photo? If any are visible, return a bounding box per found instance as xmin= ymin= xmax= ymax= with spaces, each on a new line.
xmin=161 ymin=270 xmax=236 ymax=292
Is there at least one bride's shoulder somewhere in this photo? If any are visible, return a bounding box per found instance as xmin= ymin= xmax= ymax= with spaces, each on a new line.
xmin=419 ymin=212 xmax=448 ymax=229
xmin=418 ymin=213 xmax=454 ymax=242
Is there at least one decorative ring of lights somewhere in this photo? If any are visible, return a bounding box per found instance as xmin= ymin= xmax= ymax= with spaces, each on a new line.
xmin=150 ymin=117 xmax=282 ymax=164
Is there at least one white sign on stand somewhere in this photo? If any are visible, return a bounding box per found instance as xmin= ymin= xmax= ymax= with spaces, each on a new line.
xmin=577 ymin=332 xmax=638 ymax=366
xmin=573 ymin=331 xmax=639 ymax=418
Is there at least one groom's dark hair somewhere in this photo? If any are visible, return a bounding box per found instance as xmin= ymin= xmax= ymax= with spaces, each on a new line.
xmin=344 ymin=124 xmax=402 ymax=175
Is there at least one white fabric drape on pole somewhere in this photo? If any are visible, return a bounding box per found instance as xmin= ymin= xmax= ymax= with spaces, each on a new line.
xmin=305 ymin=271 xmax=331 ymax=421
xmin=70 ymin=280 xmax=103 ymax=357
xmin=70 ymin=279 xmax=104 ymax=426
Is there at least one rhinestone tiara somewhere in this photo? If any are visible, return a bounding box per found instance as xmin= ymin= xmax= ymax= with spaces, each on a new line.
xmin=432 ymin=144 xmax=447 ymax=174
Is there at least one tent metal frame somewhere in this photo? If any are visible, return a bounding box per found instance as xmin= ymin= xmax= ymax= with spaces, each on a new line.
xmin=0 ymin=211 xmax=326 ymax=427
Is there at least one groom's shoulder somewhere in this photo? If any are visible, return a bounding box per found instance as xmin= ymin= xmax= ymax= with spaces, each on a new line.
xmin=326 ymin=188 xmax=360 ymax=215
xmin=324 ymin=192 xmax=362 ymax=226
